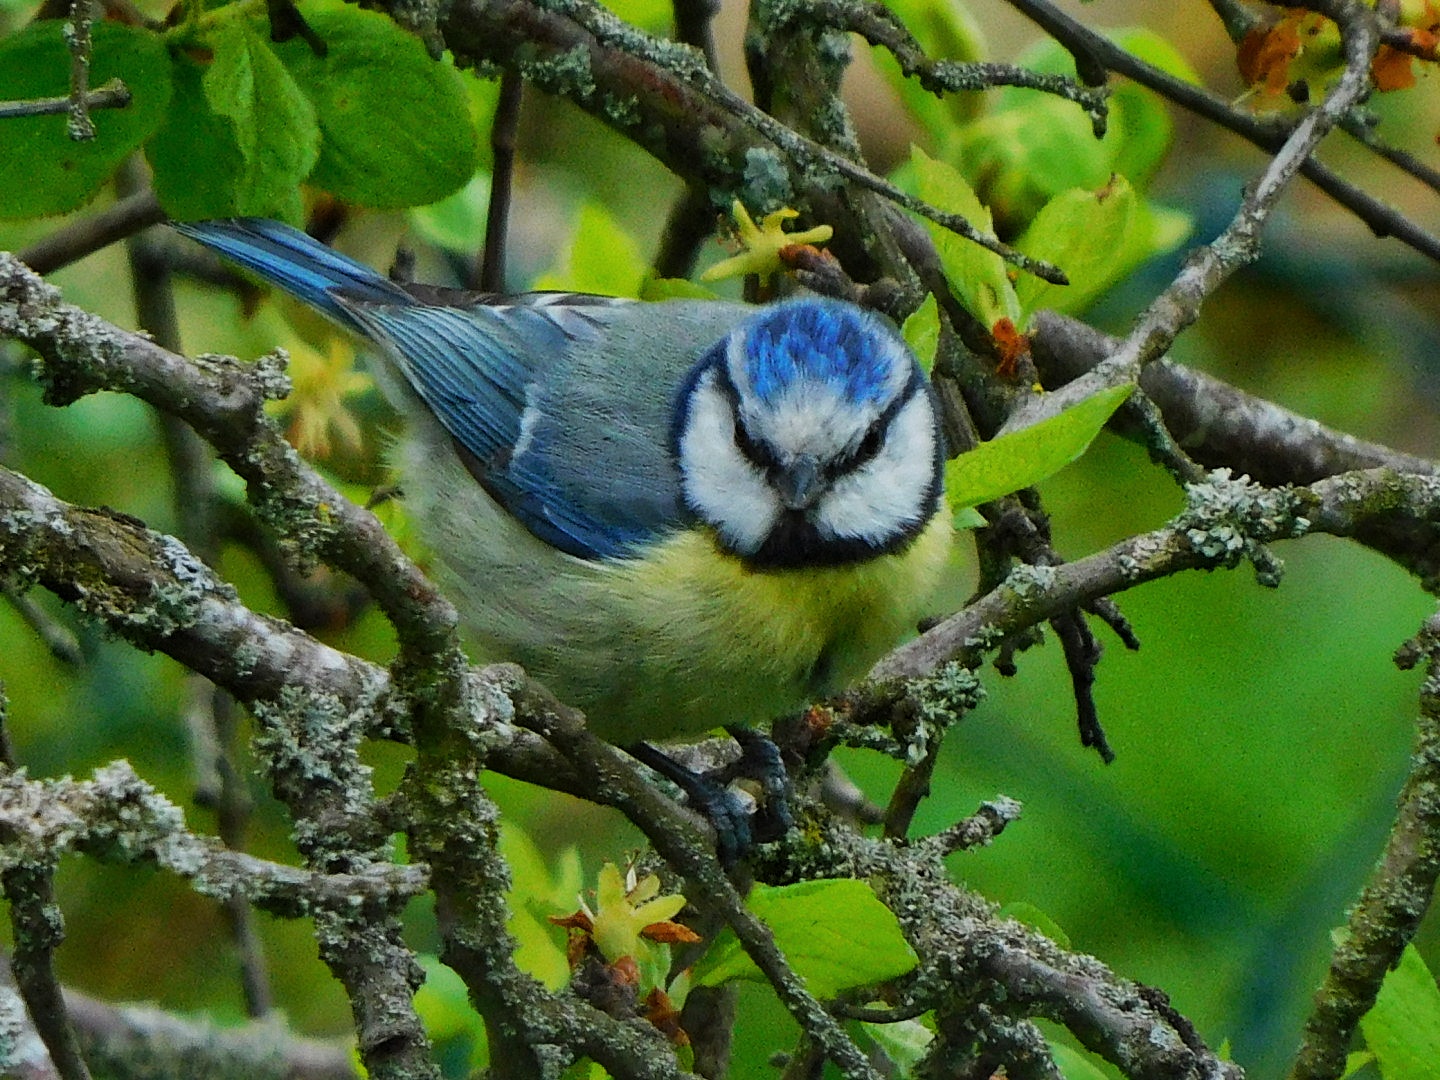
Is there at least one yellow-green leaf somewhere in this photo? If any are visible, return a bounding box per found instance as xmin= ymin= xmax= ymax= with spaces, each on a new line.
xmin=902 ymin=293 xmax=941 ymax=376
xmin=692 ymin=879 xmax=918 ymax=999
xmin=1014 ymin=177 xmax=1136 ymax=321
xmin=532 ymin=203 xmax=648 ymax=297
xmin=908 ymin=146 xmax=1019 ymax=328
xmin=1360 ymin=944 xmax=1440 ymax=1080
xmin=947 ymin=383 xmax=1133 ymax=510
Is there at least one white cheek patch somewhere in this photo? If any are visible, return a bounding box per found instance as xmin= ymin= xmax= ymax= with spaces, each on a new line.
xmin=815 ymin=394 xmax=937 ymax=543
xmin=678 ymin=372 xmax=780 ymax=555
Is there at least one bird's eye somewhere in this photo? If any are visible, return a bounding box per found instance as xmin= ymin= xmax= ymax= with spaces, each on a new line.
xmin=851 ymin=424 xmax=885 ymax=467
xmin=732 ymin=420 xmax=777 ymax=469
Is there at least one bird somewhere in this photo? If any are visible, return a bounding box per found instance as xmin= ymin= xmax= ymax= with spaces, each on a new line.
xmin=172 ymin=218 xmax=952 ymax=747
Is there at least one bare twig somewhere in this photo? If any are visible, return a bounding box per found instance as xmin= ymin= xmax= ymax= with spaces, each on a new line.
xmin=478 ymin=70 xmax=523 ymax=292
xmin=0 ymin=78 xmax=129 ymax=123
xmin=17 ymin=190 xmax=165 ymax=275
xmin=1004 ymin=0 xmax=1440 ymax=267
xmin=0 ymin=586 xmax=83 ymax=666
xmin=1000 ymin=0 xmax=1380 ymax=436
xmin=64 ymin=0 xmax=99 ymax=141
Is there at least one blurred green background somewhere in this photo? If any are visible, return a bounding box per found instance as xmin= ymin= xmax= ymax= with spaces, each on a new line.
xmin=5 ymin=1 xmax=1440 ymax=1078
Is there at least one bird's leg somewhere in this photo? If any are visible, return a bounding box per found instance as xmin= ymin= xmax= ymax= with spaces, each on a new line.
xmin=627 ymin=728 xmax=796 ymax=866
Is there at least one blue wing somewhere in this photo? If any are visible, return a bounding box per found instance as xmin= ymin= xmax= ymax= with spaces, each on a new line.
xmin=173 ymin=218 xmax=695 ymax=559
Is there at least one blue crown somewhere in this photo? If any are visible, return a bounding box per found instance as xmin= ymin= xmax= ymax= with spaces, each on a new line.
xmin=739 ymin=299 xmax=898 ymax=408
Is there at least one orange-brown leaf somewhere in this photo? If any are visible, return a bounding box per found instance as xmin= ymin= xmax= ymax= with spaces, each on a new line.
xmin=549 ymin=911 xmax=594 ymax=932
xmin=643 ymin=988 xmax=691 ymax=1046
xmin=1373 ymin=44 xmax=1417 ymax=90
xmin=992 ymin=317 xmax=1031 ymax=379
xmin=641 ymin=919 xmax=703 ymax=945
xmin=1237 ymin=13 xmax=1305 ymax=94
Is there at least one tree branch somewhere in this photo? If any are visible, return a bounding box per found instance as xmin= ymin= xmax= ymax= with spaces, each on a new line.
xmin=1288 ymin=610 xmax=1440 ymax=1080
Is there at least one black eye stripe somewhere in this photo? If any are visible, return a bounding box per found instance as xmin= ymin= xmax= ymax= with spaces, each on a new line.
xmin=733 ymin=418 xmax=780 ymax=469
xmin=713 ymin=353 xmax=927 ymax=476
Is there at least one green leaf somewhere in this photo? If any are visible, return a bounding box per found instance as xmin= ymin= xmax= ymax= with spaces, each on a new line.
xmin=639 ymin=276 xmax=722 ymax=301
xmin=1014 ymin=177 xmax=1136 ymax=321
xmin=147 ymin=53 xmax=248 ymax=221
xmin=272 ymin=0 xmax=479 ymax=208
xmin=862 ymin=1015 xmax=934 ymax=1076
xmin=202 ymin=19 xmax=318 ymax=220
xmin=408 ymin=172 xmax=494 ymax=253
xmin=602 ymin=0 xmax=674 ymax=33
xmin=947 ymin=383 xmax=1134 ymax=510
xmin=1342 ymin=1051 xmax=1377 ymax=1080
xmin=998 ymin=901 xmax=1072 ymax=949
xmin=908 ymin=146 xmax=1018 ymax=328
xmin=532 ymin=203 xmax=649 ymax=296
xmin=874 ymin=0 xmax=988 ymax=136
xmin=1051 ymin=1042 xmax=1116 ymax=1080
xmin=692 ymin=879 xmax=918 ymax=999
xmin=498 ymin=823 xmax=575 ymax=992
xmin=952 ymin=96 xmax=1112 ymax=228
xmin=0 ymin=21 xmax=172 ymax=218
xmin=952 ymin=29 xmax=1195 ymax=229
xmin=1360 ymin=945 xmax=1440 ymax=1080
xmin=953 ymin=506 xmax=987 ymax=530
xmin=902 ymin=293 xmax=941 ymax=376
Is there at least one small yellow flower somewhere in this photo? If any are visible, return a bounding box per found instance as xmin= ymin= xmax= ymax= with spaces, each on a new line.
xmin=701 ymin=201 xmax=834 ymax=285
xmin=270 ymin=334 xmax=372 ymax=458
xmin=587 ymin=863 xmax=689 ymax=965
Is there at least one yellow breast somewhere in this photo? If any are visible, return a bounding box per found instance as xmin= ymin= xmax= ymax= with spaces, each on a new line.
xmin=576 ymin=514 xmax=955 ymax=743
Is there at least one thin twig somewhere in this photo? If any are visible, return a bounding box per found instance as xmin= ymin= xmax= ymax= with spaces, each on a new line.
xmin=775 ymin=0 xmax=1109 ymax=134
xmin=1004 ymin=0 xmax=1440 ymax=266
xmin=64 ymin=0 xmax=98 ymax=141
xmin=0 ymin=692 xmax=94 ymax=1080
xmin=17 ymin=190 xmax=165 ymax=275
xmin=999 ymin=0 xmax=1381 ymax=435
xmin=1 ymin=585 xmax=83 ymax=666
xmin=0 ymin=78 xmax=129 ymax=122
xmin=478 ymin=70 xmax=523 ymax=292
xmin=921 ymin=796 xmax=1025 ymax=857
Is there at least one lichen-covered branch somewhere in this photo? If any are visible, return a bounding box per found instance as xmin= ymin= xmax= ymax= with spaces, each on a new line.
xmin=434 ymin=0 xmax=1065 ymax=285
xmin=875 ymin=469 xmax=1440 ymax=681
xmin=502 ymin=671 xmax=885 ymax=1080
xmin=1287 ymin=611 xmax=1440 ymax=1080
xmin=0 ymin=761 xmax=427 ymax=916
xmin=752 ymin=795 xmax=1242 ymax=1080
xmin=1029 ymin=311 xmax=1440 ymax=487
xmin=59 ymin=982 xmax=358 ymax=1080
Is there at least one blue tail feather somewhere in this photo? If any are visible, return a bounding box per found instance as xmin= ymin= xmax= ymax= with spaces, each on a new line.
xmin=171 ymin=218 xmax=414 ymax=333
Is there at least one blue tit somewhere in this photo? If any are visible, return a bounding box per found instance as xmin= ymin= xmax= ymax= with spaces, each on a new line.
xmin=173 ymin=219 xmax=951 ymax=745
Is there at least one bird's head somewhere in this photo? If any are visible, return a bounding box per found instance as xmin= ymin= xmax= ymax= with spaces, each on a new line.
xmin=674 ymin=298 xmax=944 ymax=567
